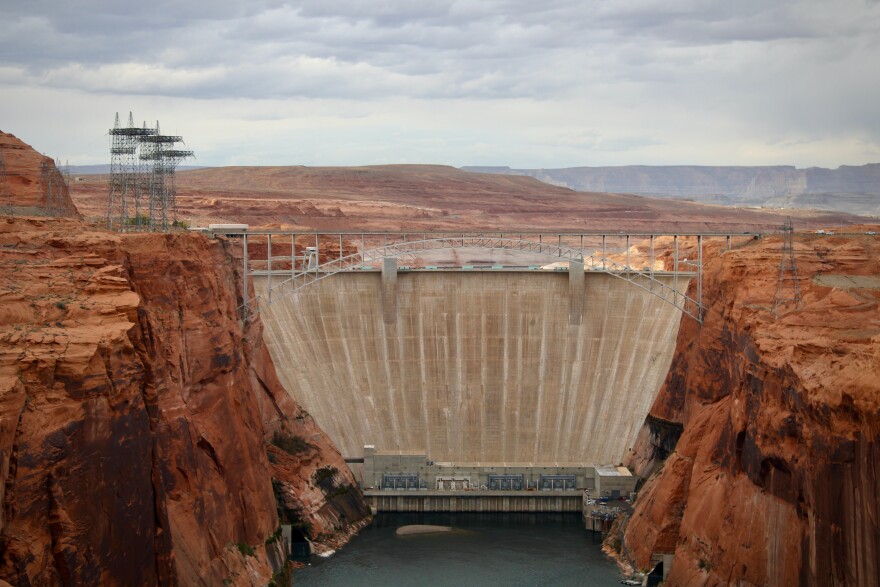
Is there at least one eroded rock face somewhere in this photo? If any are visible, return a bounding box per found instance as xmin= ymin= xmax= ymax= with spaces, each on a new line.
xmin=0 ymin=132 xmax=78 ymax=217
xmin=619 ymin=232 xmax=880 ymax=586
xmin=0 ymin=217 xmax=369 ymax=586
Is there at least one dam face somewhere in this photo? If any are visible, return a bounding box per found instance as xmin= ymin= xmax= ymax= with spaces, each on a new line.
xmin=254 ymin=271 xmax=684 ymax=473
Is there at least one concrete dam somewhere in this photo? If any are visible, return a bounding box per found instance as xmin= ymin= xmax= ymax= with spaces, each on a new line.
xmin=253 ymin=268 xmax=687 ymax=491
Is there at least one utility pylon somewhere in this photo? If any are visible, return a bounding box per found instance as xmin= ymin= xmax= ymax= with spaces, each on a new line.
xmin=139 ymin=121 xmax=193 ymax=231
xmin=0 ymin=148 xmax=11 ymax=216
xmin=774 ymin=217 xmax=802 ymax=318
xmin=40 ymin=160 xmax=58 ymax=216
xmin=107 ymin=113 xmax=191 ymax=231
xmin=107 ymin=112 xmax=155 ymax=229
xmin=44 ymin=158 xmax=70 ymax=216
xmin=64 ymin=159 xmax=71 ymax=195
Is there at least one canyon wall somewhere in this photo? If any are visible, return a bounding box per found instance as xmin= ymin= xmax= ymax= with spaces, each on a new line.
xmin=253 ymin=271 xmax=687 ymax=470
xmin=617 ymin=231 xmax=880 ymax=586
xmin=0 ymin=132 xmax=78 ymax=217
xmin=0 ymin=217 xmax=369 ymax=586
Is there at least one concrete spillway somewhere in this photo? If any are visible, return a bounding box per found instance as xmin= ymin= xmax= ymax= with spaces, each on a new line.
xmin=254 ymin=271 xmax=686 ymax=467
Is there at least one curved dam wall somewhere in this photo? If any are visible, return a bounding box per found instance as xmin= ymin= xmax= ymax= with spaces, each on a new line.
xmin=253 ymin=271 xmax=686 ymax=468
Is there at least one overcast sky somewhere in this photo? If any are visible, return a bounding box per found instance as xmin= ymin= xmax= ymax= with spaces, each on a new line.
xmin=1 ymin=0 xmax=879 ymax=168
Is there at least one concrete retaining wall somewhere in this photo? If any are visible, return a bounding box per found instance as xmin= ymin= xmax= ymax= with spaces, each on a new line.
xmin=364 ymin=490 xmax=582 ymax=513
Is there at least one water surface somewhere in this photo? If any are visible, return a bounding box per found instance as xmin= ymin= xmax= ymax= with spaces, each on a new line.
xmin=295 ymin=512 xmax=622 ymax=586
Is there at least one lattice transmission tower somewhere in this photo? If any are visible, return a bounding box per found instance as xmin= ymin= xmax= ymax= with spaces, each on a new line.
xmin=107 ymin=114 xmax=192 ymax=231
xmin=139 ymin=122 xmax=193 ymax=231
xmin=0 ymin=147 xmax=11 ymax=216
xmin=40 ymin=159 xmax=67 ymax=217
xmin=774 ymin=217 xmax=802 ymax=318
xmin=54 ymin=158 xmax=75 ymax=217
xmin=107 ymin=112 xmax=155 ymax=229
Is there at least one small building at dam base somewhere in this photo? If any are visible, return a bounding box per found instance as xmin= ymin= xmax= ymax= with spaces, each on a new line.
xmin=361 ymin=446 xmax=637 ymax=514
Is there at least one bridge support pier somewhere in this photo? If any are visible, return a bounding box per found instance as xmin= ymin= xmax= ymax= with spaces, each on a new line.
xmin=569 ymin=260 xmax=584 ymax=325
xmin=381 ymin=257 xmax=398 ymax=325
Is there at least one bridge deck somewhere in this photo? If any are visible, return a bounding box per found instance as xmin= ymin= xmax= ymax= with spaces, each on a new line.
xmin=234 ymin=229 xmax=760 ymax=237
xmin=249 ymin=267 xmax=699 ymax=276
xmin=232 ymin=229 xmax=754 ymax=323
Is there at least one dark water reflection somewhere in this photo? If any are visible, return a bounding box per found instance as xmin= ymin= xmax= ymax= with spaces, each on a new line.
xmin=295 ymin=512 xmax=622 ymax=586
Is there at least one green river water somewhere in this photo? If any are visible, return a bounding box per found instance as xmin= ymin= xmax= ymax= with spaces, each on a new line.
xmin=294 ymin=512 xmax=624 ymax=586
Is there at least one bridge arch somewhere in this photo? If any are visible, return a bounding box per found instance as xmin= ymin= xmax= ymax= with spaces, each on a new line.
xmin=247 ymin=235 xmax=703 ymax=322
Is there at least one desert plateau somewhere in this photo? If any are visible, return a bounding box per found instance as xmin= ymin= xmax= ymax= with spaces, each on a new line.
xmin=2 ymin=125 xmax=879 ymax=585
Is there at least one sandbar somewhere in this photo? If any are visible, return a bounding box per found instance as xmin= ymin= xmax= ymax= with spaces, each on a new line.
xmin=395 ymin=525 xmax=453 ymax=536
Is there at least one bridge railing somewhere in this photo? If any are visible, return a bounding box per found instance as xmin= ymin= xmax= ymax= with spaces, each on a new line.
xmin=227 ymin=231 xmax=760 ymax=324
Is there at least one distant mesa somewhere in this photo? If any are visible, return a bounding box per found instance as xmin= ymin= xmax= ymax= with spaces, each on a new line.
xmin=68 ymin=164 xmax=207 ymax=175
xmin=462 ymin=163 xmax=880 ymax=217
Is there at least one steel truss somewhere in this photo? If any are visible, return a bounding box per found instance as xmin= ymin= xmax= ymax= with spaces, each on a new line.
xmin=106 ymin=113 xmax=192 ymax=231
xmin=108 ymin=112 xmax=155 ymax=229
xmin=40 ymin=159 xmax=71 ymax=217
xmin=139 ymin=124 xmax=193 ymax=231
xmin=234 ymin=232 xmax=728 ymax=324
xmin=774 ymin=217 xmax=802 ymax=318
xmin=0 ymin=147 xmax=11 ymax=216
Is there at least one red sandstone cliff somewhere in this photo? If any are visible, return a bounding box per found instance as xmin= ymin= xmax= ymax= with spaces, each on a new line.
xmin=616 ymin=230 xmax=880 ymax=586
xmin=0 ymin=132 xmax=78 ymax=217
xmin=0 ymin=216 xmax=369 ymax=585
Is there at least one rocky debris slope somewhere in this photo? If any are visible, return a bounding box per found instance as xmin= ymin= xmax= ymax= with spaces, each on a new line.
xmin=0 ymin=132 xmax=78 ymax=217
xmin=614 ymin=229 xmax=880 ymax=586
xmin=0 ymin=217 xmax=369 ymax=586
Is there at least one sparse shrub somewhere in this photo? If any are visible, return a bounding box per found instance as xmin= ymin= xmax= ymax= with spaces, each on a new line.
xmin=125 ymin=213 xmax=150 ymax=227
xmin=55 ymin=301 xmax=67 ymax=310
xmin=330 ymin=484 xmax=352 ymax=498
xmin=313 ymin=466 xmax=337 ymax=484
xmin=265 ymin=526 xmax=283 ymax=546
xmin=271 ymin=430 xmax=313 ymax=455
xmin=236 ymin=542 xmax=255 ymax=557
xmin=267 ymin=562 xmax=293 ymax=587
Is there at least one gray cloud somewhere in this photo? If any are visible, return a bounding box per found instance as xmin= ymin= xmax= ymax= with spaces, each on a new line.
xmin=0 ymin=0 xmax=878 ymax=167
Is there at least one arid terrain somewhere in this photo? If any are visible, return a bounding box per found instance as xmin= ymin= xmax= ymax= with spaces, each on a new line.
xmin=68 ymin=164 xmax=862 ymax=233
xmin=3 ymin=129 xmax=880 ymax=586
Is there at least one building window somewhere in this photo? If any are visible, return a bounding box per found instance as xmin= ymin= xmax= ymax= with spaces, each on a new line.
xmin=488 ymin=474 xmax=524 ymax=490
xmin=538 ymin=474 xmax=576 ymax=490
xmin=382 ymin=475 xmax=420 ymax=490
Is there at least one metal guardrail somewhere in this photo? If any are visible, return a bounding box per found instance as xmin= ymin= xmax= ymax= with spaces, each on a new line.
xmin=228 ymin=231 xmax=744 ymax=323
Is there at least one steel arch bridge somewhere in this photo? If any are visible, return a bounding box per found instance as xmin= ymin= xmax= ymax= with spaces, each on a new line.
xmin=232 ymin=231 xmax=726 ymax=323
